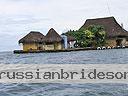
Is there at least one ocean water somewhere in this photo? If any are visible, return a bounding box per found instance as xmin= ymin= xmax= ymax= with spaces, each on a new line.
xmin=1 ymin=49 xmax=128 ymax=64
xmin=0 ymin=49 xmax=128 ymax=96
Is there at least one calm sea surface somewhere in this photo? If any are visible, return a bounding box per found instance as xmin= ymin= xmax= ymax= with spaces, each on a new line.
xmin=0 ymin=49 xmax=128 ymax=96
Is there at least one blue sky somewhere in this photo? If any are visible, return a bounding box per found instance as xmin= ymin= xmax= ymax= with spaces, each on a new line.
xmin=0 ymin=0 xmax=128 ymax=51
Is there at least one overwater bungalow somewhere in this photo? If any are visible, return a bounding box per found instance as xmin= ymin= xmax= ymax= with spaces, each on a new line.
xmin=19 ymin=28 xmax=64 ymax=51
xmin=45 ymin=28 xmax=63 ymax=50
xmin=81 ymin=16 xmax=128 ymax=47
xmin=19 ymin=31 xmax=45 ymax=51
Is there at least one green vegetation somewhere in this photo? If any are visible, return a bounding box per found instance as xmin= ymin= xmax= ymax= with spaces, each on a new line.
xmin=63 ymin=25 xmax=106 ymax=47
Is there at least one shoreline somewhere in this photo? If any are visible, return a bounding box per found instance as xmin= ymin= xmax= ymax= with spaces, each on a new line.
xmin=13 ymin=48 xmax=96 ymax=54
xmin=13 ymin=47 xmax=127 ymax=54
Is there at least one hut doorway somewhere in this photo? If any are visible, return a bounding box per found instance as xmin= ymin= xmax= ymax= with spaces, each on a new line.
xmin=116 ymin=39 xmax=123 ymax=46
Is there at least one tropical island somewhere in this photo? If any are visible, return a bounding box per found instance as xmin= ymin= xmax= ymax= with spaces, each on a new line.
xmin=14 ymin=16 xmax=128 ymax=53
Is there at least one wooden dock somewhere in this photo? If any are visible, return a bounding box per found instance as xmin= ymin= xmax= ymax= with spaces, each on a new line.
xmin=13 ymin=48 xmax=97 ymax=54
xmin=13 ymin=46 xmax=128 ymax=54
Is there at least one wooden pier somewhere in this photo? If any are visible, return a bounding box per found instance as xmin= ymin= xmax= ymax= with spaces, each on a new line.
xmin=13 ymin=48 xmax=97 ymax=54
xmin=13 ymin=46 xmax=128 ymax=54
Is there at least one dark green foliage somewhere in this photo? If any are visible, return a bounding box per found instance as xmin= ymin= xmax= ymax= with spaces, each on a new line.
xmin=63 ymin=25 xmax=106 ymax=47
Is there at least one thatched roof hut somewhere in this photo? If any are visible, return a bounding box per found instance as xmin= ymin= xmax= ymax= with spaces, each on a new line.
xmin=19 ymin=31 xmax=45 ymax=43
xmin=45 ymin=28 xmax=62 ymax=43
xmin=80 ymin=16 xmax=128 ymax=38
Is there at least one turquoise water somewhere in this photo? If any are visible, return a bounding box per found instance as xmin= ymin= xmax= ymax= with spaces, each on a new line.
xmin=0 ymin=49 xmax=128 ymax=96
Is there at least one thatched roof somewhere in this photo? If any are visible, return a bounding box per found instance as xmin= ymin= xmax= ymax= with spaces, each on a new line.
xmin=19 ymin=31 xmax=45 ymax=43
xmin=81 ymin=16 xmax=128 ymax=38
xmin=67 ymin=36 xmax=76 ymax=42
xmin=45 ymin=28 xmax=62 ymax=43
